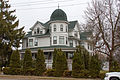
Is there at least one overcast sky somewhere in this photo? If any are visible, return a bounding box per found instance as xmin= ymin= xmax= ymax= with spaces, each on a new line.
xmin=9 ymin=0 xmax=91 ymax=32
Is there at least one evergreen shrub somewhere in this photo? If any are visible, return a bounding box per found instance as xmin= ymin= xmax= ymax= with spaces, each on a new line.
xmin=99 ymin=71 xmax=108 ymax=79
xmin=23 ymin=49 xmax=33 ymax=75
xmin=63 ymin=70 xmax=72 ymax=77
xmin=3 ymin=67 xmax=22 ymax=75
xmin=10 ymin=50 xmax=21 ymax=68
xmin=23 ymin=68 xmax=35 ymax=75
xmin=45 ymin=69 xmax=55 ymax=76
xmin=35 ymin=49 xmax=46 ymax=76
xmin=54 ymin=49 xmax=67 ymax=77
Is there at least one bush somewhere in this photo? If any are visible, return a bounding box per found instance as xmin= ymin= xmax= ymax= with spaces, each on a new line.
xmin=10 ymin=50 xmax=21 ymax=68
xmin=35 ymin=49 xmax=46 ymax=76
xmin=81 ymin=70 xmax=89 ymax=78
xmin=54 ymin=49 xmax=67 ymax=77
xmin=71 ymin=69 xmax=90 ymax=78
xmin=45 ymin=69 xmax=55 ymax=76
xmin=89 ymin=54 xmax=101 ymax=78
xmin=3 ymin=67 xmax=22 ymax=75
xmin=23 ymin=49 xmax=33 ymax=70
xmin=99 ymin=71 xmax=108 ymax=79
xmin=72 ymin=50 xmax=84 ymax=78
xmin=63 ymin=70 xmax=72 ymax=77
xmin=23 ymin=68 xmax=35 ymax=75
xmin=3 ymin=67 xmax=10 ymax=75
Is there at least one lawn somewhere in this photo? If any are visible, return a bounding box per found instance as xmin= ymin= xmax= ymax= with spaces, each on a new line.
xmin=0 ymin=75 xmax=100 ymax=80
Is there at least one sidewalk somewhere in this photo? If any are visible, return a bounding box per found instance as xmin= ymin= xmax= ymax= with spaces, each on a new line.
xmin=0 ymin=75 xmax=101 ymax=80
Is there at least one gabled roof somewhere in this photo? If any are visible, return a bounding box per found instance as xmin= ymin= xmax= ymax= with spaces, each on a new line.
xmin=80 ymin=31 xmax=92 ymax=40
xmin=24 ymin=29 xmax=50 ymax=38
xmin=68 ymin=21 xmax=78 ymax=30
xmin=30 ymin=21 xmax=45 ymax=30
xmin=24 ymin=20 xmax=78 ymax=38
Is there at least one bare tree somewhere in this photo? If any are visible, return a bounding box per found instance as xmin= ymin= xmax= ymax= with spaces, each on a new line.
xmin=84 ymin=0 xmax=120 ymax=71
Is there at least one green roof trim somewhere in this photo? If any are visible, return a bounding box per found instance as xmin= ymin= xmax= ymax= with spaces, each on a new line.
xmin=21 ymin=45 xmax=76 ymax=51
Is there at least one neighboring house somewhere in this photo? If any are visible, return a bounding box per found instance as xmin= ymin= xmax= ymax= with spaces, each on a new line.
xmin=80 ymin=31 xmax=93 ymax=54
xmin=20 ymin=8 xmax=93 ymax=70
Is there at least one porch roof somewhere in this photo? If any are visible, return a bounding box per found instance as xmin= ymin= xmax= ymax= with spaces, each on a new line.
xmin=20 ymin=45 xmax=76 ymax=53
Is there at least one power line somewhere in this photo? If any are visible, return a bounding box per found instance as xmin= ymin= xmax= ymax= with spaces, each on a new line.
xmin=10 ymin=0 xmax=54 ymax=5
xmin=11 ymin=0 xmax=76 ymax=7
xmin=16 ymin=3 xmax=87 ymax=11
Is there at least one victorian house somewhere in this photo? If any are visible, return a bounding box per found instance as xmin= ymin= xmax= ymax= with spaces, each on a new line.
xmin=20 ymin=8 xmax=93 ymax=70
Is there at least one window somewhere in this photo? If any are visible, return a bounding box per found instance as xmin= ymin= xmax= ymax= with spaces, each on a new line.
xmin=60 ymin=24 xmax=63 ymax=31
xmin=59 ymin=36 xmax=64 ymax=44
xmin=34 ymin=29 xmax=36 ymax=34
xmin=34 ymin=38 xmax=38 ymax=46
xmin=66 ymin=26 xmax=68 ymax=32
xmin=69 ymin=40 xmax=73 ymax=47
xmin=29 ymin=39 xmax=33 ymax=47
xmin=68 ymin=53 xmax=73 ymax=59
xmin=90 ymin=45 xmax=93 ymax=50
xmin=88 ymin=43 xmax=89 ymax=50
xmin=40 ymin=30 xmax=43 ymax=34
xmin=75 ymin=41 xmax=77 ymax=46
xmin=74 ymin=33 xmax=78 ymax=37
xmin=53 ymin=36 xmax=57 ymax=44
xmin=66 ymin=37 xmax=68 ymax=44
xmin=37 ymin=28 xmax=40 ymax=34
xmin=49 ymin=26 xmax=51 ymax=32
xmin=54 ymin=24 xmax=56 ymax=32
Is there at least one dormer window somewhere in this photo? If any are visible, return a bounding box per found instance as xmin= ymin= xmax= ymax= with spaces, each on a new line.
xmin=60 ymin=24 xmax=63 ymax=31
xmin=54 ymin=24 xmax=56 ymax=32
xmin=40 ymin=30 xmax=43 ymax=34
xmin=37 ymin=28 xmax=40 ymax=34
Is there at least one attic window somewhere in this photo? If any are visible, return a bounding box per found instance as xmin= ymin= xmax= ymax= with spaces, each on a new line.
xmin=34 ymin=29 xmax=36 ymax=34
xmin=40 ymin=30 xmax=43 ymax=34
xmin=37 ymin=28 xmax=40 ymax=34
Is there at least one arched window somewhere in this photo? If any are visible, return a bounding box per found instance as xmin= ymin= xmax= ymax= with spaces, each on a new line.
xmin=66 ymin=26 xmax=68 ymax=32
xmin=37 ymin=28 xmax=40 ymax=34
xmin=60 ymin=24 xmax=63 ymax=31
xmin=53 ymin=24 xmax=56 ymax=32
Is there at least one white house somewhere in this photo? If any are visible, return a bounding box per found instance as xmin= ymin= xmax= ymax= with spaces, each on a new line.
xmin=20 ymin=8 xmax=93 ymax=70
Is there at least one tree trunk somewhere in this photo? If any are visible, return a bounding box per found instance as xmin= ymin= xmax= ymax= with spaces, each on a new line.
xmin=109 ymin=52 xmax=113 ymax=71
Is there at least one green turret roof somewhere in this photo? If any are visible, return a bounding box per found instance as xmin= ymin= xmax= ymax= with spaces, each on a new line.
xmin=50 ymin=9 xmax=67 ymax=21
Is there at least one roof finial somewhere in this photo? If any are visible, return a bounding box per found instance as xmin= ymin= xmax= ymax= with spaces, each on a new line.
xmin=58 ymin=3 xmax=59 ymax=9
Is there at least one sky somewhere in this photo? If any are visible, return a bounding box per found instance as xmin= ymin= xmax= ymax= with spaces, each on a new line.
xmin=9 ymin=0 xmax=91 ymax=32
